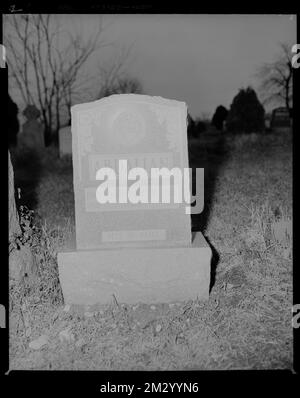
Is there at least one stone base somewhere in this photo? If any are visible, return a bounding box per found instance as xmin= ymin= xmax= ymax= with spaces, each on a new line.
xmin=57 ymin=232 xmax=211 ymax=305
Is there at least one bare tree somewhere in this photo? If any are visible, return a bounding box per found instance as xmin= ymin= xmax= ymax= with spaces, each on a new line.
xmin=97 ymin=47 xmax=143 ymax=99
xmin=4 ymin=14 xmax=108 ymax=143
xmin=98 ymin=75 xmax=143 ymax=98
xmin=257 ymin=43 xmax=293 ymax=117
xmin=113 ymin=76 xmax=143 ymax=95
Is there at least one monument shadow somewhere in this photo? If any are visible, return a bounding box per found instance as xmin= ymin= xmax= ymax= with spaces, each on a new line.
xmin=188 ymin=128 xmax=227 ymax=290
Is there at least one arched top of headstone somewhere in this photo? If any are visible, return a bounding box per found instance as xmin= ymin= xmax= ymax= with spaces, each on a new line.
xmin=23 ymin=104 xmax=40 ymax=120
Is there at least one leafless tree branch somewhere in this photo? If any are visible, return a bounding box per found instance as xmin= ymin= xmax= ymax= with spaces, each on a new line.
xmin=256 ymin=42 xmax=293 ymax=115
xmin=4 ymin=14 xmax=112 ymax=141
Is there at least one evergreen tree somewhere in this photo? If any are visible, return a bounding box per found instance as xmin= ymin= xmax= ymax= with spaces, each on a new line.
xmin=226 ymin=87 xmax=265 ymax=133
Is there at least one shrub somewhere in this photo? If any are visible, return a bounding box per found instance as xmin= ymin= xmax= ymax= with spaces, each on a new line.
xmin=194 ymin=119 xmax=207 ymax=135
xmin=211 ymin=105 xmax=228 ymax=131
xmin=226 ymin=87 xmax=265 ymax=133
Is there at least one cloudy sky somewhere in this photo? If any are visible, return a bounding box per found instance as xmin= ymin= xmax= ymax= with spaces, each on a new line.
xmin=59 ymin=14 xmax=297 ymax=117
xmin=7 ymin=14 xmax=297 ymax=118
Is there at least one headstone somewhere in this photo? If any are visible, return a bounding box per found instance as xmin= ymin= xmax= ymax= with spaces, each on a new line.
xmin=73 ymin=95 xmax=191 ymax=250
xmin=270 ymin=107 xmax=291 ymax=131
xmin=58 ymin=94 xmax=211 ymax=305
xmin=265 ymin=114 xmax=271 ymax=130
xmin=59 ymin=125 xmax=72 ymax=157
xmin=19 ymin=105 xmax=44 ymax=149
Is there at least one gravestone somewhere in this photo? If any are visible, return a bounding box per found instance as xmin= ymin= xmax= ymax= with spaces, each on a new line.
xmin=270 ymin=107 xmax=291 ymax=132
xmin=58 ymin=94 xmax=211 ymax=305
xmin=19 ymin=105 xmax=44 ymax=149
xmin=58 ymin=124 xmax=72 ymax=157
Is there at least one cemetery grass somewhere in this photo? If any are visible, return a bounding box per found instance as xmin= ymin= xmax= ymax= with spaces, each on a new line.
xmin=9 ymin=130 xmax=292 ymax=370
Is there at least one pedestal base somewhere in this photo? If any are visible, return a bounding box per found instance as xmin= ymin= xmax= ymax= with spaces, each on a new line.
xmin=57 ymin=232 xmax=211 ymax=305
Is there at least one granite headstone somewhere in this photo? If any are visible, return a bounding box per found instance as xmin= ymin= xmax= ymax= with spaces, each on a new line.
xmin=58 ymin=94 xmax=211 ymax=305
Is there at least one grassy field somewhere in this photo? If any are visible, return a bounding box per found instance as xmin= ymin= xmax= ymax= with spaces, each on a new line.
xmin=9 ymin=129 xmax=293 ymax=370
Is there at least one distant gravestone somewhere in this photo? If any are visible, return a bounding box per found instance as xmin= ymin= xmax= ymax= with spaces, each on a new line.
xmin=59 ymin=124 xmax=72 ymax=157
xmin=58 ymin=94 xmax=211 ymax=305
xmin=19 ymin=105 xmax=44 ymax=149
xmin=270 ymin=107 xmax=291 ymax=131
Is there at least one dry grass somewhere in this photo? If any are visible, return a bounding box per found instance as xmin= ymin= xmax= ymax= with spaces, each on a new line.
xmin=9 ymin=130 xmax=293 ymax=370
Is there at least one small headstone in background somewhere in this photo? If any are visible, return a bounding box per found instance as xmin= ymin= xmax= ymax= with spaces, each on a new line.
xmin=19 ymin=105 xmax=44 ymax=149
xmin=58 ymin=124 xmax=72 ymax=157
xmin=270 ymin=107 xmax=291 ymax=132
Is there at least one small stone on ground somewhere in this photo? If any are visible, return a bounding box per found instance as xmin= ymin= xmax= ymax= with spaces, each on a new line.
xmin=29 ymin=335 xmax=49 ymax=350
xmin=63 ymin=304 xmax=71 ymax=312
xmin=59 ymin=329 xmax=75 ymax=343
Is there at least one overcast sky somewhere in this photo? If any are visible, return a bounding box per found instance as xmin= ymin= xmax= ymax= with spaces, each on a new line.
xmin=61 ymin=14 xmax=297 ymax=117
xmin=7 ymin=14 xmax=297 ymax=119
